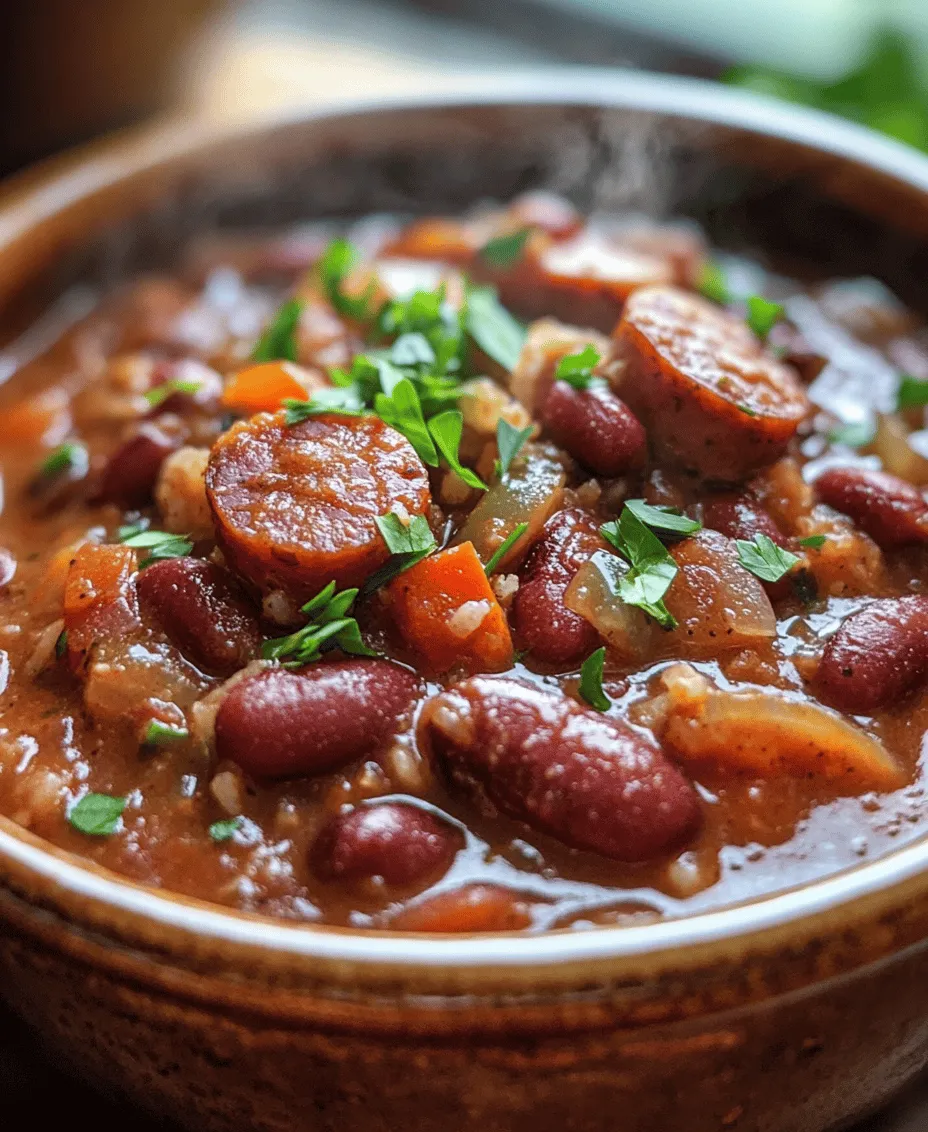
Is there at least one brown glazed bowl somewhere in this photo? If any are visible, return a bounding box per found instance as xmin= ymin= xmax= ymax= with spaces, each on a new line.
xmin=3 ymin=72 xmax=928 ymax=1132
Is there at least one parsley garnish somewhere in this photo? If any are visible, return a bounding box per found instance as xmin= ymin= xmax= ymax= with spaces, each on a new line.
xmin=555 ymin=345 xmax=601 ymax=390
xmin=600 ymin=507 xmax=679 ymax=630
xmin=737 ymin=402 xmax=759 ymax=417
xmin=120 ymin=528 xmax=193 ymax=568
xmin=464 ymin=285 xmax=526 ymax=372
xmin=746 ymin=295 xmax=785 ymax=340
xmin=282 ymin=387 xmax=364 ymax=425
xmin=578 ymin=646 xmax=611 ymax=712
xmin=39 ymin=441 xmax=88 ymax=480
xmin=68 ymin=793 xmax=126 ymax=836
xmin=362 ymin=513 xmax=437 ymax=594
xmin=317 ymin=239 xmax=378 ymax=322
xmin=209 ymin=817 xmax=242 ymax=842
xmin=375 ymin=377 xmax=439 ymax=465
xmin=897 ymin=374 xmax=928 ymax=411
xmin=144 ymin=377 xmax=201 ymax=409
xmin=262 ymin=582 xmax=376 ymax=665
xmin=428 ymin=411 xmax=487 ymax=490
xmin=698 ymin=261 xmax=731 ymax=305
xmin=799 ymin=534 xmax=826 ymax=549
xmin=251 ymin=298 xmax=304 ymax=363
xmin=495 ymin=418 xmax=533 ymax=479
xmin=735 ymin=533 xmax=800 ymax=583
xmin=55 ymin=629 xmax=68 ymax=659
xmin=829 ymin=420 xmax=875 ymax=448
xmin=479 ymin=227 xmax=532 ymax=268
xmin=624 ymin=499 xmax=702 ymax=537
xmin=143 ymin=720 xmax=189 ymax=745
xmin=484 ymin=522 xmax=529 ymax=576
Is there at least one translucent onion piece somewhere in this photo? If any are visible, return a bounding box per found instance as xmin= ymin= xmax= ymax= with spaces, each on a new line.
xmin=564 ymin=550 xmax=657 ymax=661
xmin=873 ymin=412 xmax=928 ymax=486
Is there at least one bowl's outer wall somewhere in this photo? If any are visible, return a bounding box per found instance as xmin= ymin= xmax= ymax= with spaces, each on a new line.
xmin=4 ymin=79 xmax=928 ymax=1131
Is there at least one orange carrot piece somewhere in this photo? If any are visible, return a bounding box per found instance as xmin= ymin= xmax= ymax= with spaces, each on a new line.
xmin=221 ymin=361 xmax=323 ymax=415
xmin=387 ymin=541 xmax=513 ymax=674
xmin=0 ymin=390 xmax=70 ymax=447
xmin=64 ymin=543 xmax=140 ymax=662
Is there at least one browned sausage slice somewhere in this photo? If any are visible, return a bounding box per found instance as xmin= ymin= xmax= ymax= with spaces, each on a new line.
xmin=615 ymin=286 xmax=809 ymax=482
xmin=206 ymin=410 xmax=431 ymax=600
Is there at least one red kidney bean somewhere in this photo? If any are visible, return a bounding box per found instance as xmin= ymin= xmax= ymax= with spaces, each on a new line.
xmin=215 ymin=659 xmax=420 ymax=779
xmin=97 ymin=424 xmax=179 ymax=508
xmin=815 ymin=466 xmax=928 ymax=548
xmin=310 ymin=801 xmax=461 ymax=888
xmin=542 ymin=381 xmax=646 ymax=477
xmin=424 ymin=676 xmax=701 ymax=861
xmin=511 ymin=508 xmax=602 ymax=666
xmin=817 ymin=596 xmax=928 ymax=713
xmin=702 ymin=493 xmax=787 ymax=547
xmin=387 ymin=883 xmax=535 ymax=932
xmin=137 ymin=556 xmax=261 ymax=676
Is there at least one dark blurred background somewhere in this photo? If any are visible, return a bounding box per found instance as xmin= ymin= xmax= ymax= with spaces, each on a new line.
xmin=2 ymin=1 xmax=928 ymax=1128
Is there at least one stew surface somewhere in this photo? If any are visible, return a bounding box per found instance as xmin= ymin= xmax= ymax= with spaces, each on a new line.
xmin=1 ymin=193 xmax=928 ymax=933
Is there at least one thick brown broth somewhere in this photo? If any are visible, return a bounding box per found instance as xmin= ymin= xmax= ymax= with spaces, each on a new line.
xmin=2 ymin=196 xmax=928 ymax=933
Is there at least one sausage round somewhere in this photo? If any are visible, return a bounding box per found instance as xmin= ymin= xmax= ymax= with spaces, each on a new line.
xmin=206 ymin=411 xmax=431 ymax=601
xmin=614 ymin=286 xmax=808 ymax=481
xmin=137 ymin=556 xmax=261 ymax=676
xmin=424 ymin=676 xmax=701 ymax=861
xmin=817 ymin=597 xmax=928 ymax=713
xmin=215 ymin=659 xmax=420 ymax=778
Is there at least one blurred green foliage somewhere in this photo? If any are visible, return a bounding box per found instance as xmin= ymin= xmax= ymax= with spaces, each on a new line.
xmin=725 ymin=28 xmax=928 ymax=152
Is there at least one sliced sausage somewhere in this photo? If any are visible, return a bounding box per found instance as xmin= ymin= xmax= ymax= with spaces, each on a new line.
xmin=541 ymin=381 xmax=646 ymax=476
xmin=215 ymin=659 xmax=420 ymax=778
xmin=614 ymin=286 xmax=809 ymax=481
xmin=814 ymin=466 xmax=928 ymax=548
xmin=511 ymin=508 xmax=603 ymax=666
xmin=310 ymin=801 xmax=461 ymax=888
xmin=137 ymin=556 xmax=261 ymax=676
xmin=424 ymin=676 xmax=701 ymax=861
xmin=817 ymin=597 xmax=928 ymax=713
xmin=98 ymin=423 xmax=179 ymax=508
xmin=206 ymin=411 xmax=431 ymax=601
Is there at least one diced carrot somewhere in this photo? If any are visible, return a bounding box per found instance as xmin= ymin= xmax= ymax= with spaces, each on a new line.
xmin=0 ymin=389 xmax=70 ymax=447
xmin=64 ymin=543 xmax=140 ymax=664
xmin=387 ymin=541 xmax=513 ymax=674
xmin=382 ymin=218 xmax=476 ymax=265
xmin=220 ymin=361 xmax=324 ymax=415
xmin=388 ymin=884 xmax=533 ymax=933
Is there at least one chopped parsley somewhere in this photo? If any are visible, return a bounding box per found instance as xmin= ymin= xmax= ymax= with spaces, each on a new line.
xmin=361 ymin=513 xmax=437 ymax=594
xmin=799 ymin=534 xmax=826 ymax=549
xmin=624 ymin=499 xmax=702 ymax=537
xmin=428 ymin=410 xmax=487 ymax=490
xmin=746 ymin=295 xmax=785 ymax=341
xmin=55 ymin=629 xmax=68 ymax=659
xmin=578 ymin=646 xmax=611 ymax=713
xmin=262 ymin=582 xmax=376 ymax=665
xmin=209 ymin=817 xmax=242 ymax=842
xmin=495 ymin=418 xmax=533 ymax=479
xmin=143 ymin=719 xmax=189 ymax=745
xmin=737 ymin=402 xmax=759 ymax=418
xmin=282 ymin=387 xmax=364 ymax=424
xmin=828 ymin=420 xmax=875 ymax=448
xmin=555 ymin=345 xmax=601 ymax=390
xmin=897 ymin=374 xmax=928 ymax=411
xmin=251 ymin=298 xmax=304 ymax=363
xmin=464 ymin=285 xmax=526 ymax=372
xmin=600 ymin=507 xmax=680 ymax=630
xmin=120 ymin=528 xmax=193 ymax=568
xmin=317 ymin=238 xmax=377 ymax=321
xmin=484 ymin=522 xmax=528 ymax=577
xmin=479 ymin=227 xmax=532 ymax=268
xmin=698 ymin=261 xmax=731 ymax=305
xmin=735 ymin=533 xmax=800 ymax=583
xmin=143 ymin=377 xmax=201 ymax=409
xmin=38 ymin=441 xmax=88 ymax=480
xmin=68 ymin=793 xmax=126 ymax=836
xmin=375 ymin=377 xmax=439 ymax=465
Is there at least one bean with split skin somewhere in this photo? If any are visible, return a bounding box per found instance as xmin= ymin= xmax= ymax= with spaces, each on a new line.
xmin=814 ymin=466 xmax=928 ymax=548
xmin=541 ymin=381 xmax=646 ymax=477
xmin=424 ymin=676 xmax=701 ymax=861
xmin=215 ymin=660 xmax=420 ymax=779
xmin=817 ymin=596 xmax=928 ymax=714
xmin=97 ymin=423 xmax=179 ymax=508
xmin=310 ymin=801 xmax=462 ymax=888
xmin=137 ymin=557 xmax=261 ymax=676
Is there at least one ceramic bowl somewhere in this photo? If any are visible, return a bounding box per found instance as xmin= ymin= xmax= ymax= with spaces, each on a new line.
xmin=2 ymin=72 xmax=928 ymax=1132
